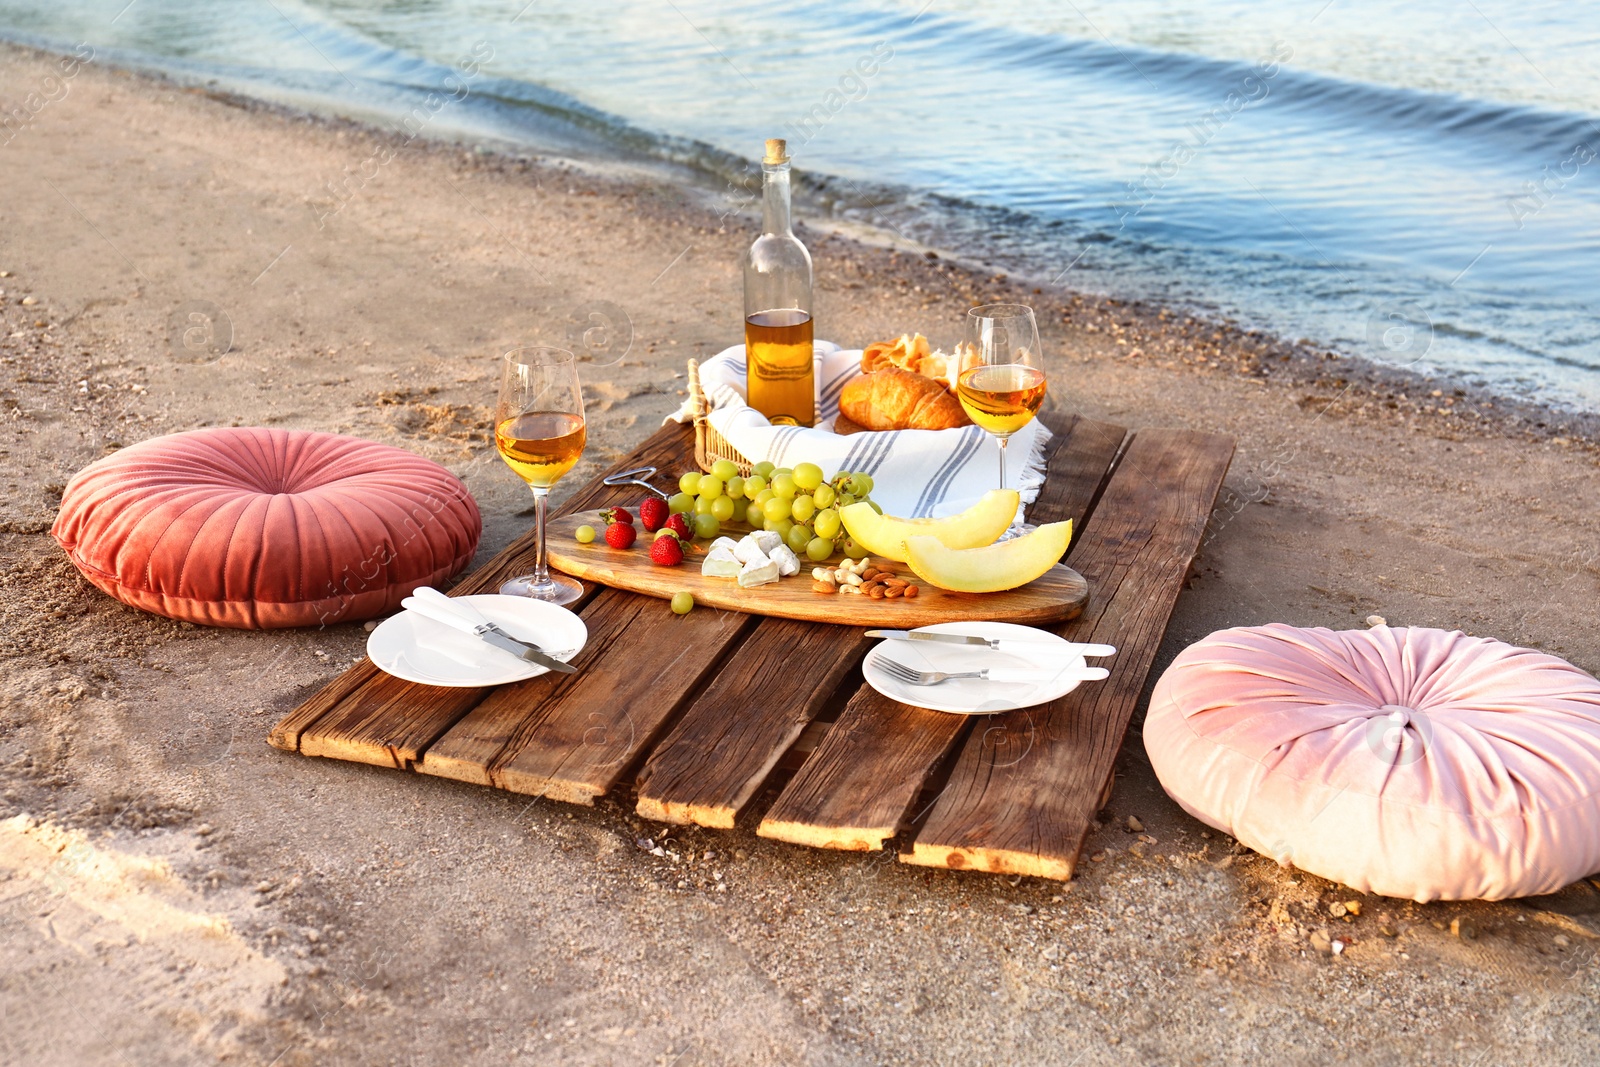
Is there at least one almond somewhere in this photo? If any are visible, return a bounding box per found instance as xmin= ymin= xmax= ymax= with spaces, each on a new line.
xmin=811 ymin=579 xmax=838 ymax=594
xmin=866 ymin=584 xmax=886 ymax=599
xmin=903 ymin=584 xmax=919 ymax=598
xmin=884 ymin=585 xmax=904 ymax=599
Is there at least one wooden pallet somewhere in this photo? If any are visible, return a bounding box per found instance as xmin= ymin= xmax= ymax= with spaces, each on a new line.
xmin=270 ymin=414 xmax=1233 ymax=879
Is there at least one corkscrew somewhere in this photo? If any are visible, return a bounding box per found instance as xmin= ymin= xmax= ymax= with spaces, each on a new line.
xmin=601 ymin=466 xmax=669 ymax=500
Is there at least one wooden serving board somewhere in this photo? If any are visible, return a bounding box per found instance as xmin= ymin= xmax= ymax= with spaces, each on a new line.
xmin=545 ymin=509 xmax=1088 ymax=627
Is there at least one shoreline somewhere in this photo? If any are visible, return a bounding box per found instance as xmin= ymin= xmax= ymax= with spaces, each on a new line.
xmin=7 ymin=35 xmax=1598 ymax=446
xmin=5 ymin=38 xmax=1600 ymax=1067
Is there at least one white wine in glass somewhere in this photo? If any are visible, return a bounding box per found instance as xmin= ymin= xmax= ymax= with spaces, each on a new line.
xmin=495 ymin=347 xmax=586 ymax=604
xmin=957 ymin=304 xmax=1047 ymax=490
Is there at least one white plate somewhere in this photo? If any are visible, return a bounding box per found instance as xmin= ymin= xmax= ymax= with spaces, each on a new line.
xmin=863 ymin=621 xmax=1090 ymax=715
xmin=367 ymin=594 xmax=587 ymax=688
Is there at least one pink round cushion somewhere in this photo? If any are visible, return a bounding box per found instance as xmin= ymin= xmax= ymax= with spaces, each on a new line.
xmin=1144 ymin=624 xmax=1600 ymax=901
xmin=52 ymin=427 xmax=481 ymax=629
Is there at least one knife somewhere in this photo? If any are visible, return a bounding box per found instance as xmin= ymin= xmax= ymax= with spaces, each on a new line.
xmin=401 ymin=592 xmax=578 ymax=674
xmin=864 ymin=629 xmax=1115 ymax=658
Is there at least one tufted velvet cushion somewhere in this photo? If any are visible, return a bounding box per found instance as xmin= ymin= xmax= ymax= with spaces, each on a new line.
xmin=1144 ymin=624 xmax=1600 ymax=901
xmin=52 ymin=428 xmax=481 ymax=629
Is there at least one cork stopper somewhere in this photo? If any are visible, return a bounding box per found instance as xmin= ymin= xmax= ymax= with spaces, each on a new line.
xmin=763 ymin=138 xmax=788 ymax=165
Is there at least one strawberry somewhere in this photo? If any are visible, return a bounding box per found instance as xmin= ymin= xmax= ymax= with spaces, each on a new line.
xmin=649 ymin=530 xmax=686 ymax=566
xmin=664 ymin=513 xmax=691 ymax=540
xmin=638 ymin=496 xmax=668 ymax=533
xmin=600 ymin=506 xmax=633 ymax=526
xmin=604 ymin=521 xmax=637 ymax=549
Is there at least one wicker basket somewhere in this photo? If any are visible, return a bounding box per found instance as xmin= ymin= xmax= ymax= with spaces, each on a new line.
xmin=688 ymin=358 xmax=757 ymax=475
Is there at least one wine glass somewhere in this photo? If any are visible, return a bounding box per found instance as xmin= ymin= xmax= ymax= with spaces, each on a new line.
xmin=956 ymin=304 xmax=1047 ymax=490
xmin=495 ymin=347 xmax=586 ymax=604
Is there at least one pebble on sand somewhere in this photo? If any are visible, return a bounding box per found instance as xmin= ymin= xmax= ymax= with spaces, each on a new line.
xmin=1366 ymin=615 xmax=1387 ymax=627
xmin=1126 ymin=816 xmax=1144 ymax=833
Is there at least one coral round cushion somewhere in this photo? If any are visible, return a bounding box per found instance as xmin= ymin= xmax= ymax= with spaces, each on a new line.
xmin=1144 ymin=624 xmax=1600 ymax=901
xmin=52 ymin=428 xmax=481 ymax=629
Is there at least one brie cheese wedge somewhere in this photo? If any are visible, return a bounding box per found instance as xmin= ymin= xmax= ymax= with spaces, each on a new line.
xmin=736 ymin=556 xmax=781 ymax=588
xmin=768 ymin=543 xmax=801 ymax=577
xmin=700 ymin=546 xmax=741 ymax=579
xmin=749 ymin=529 xmax=784 ymax=556
xmin=732 ymin=535 xmax=770 ymax=566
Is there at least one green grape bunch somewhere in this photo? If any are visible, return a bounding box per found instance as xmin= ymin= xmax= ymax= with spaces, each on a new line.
xmin=672 ymin=459 xmax=881 ymax=560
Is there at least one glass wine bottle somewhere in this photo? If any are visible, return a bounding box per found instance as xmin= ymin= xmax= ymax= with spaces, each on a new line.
xmin=744 ymin=138 xmax=815 ymax=427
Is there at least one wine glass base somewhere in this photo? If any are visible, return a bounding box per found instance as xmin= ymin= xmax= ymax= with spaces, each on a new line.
xmin=499 ymin=573 xmax=584 ymax=606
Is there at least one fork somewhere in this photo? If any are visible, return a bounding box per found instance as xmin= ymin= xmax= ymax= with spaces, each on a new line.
xmin=876 ymin=658 xmax=1110 ymax=687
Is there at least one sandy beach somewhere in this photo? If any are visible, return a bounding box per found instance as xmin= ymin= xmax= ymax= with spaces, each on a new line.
xmin=5 ymin=41 xmax=1600 ymax=1065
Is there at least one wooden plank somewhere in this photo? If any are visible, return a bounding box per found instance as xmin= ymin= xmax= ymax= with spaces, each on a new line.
xmin=411 ymin=624 xmax=602 ymax=788
xmin=903 ymin=428 xmax=1235 ymax=879
xmin=757 ymin=689 xmax=970 ymax=850
xmin=1031 ymin=414 xmax=1129 ymax=523
xmin=414 ymin=584 xmax=739 ymax=789
xmin=268 ymin=660 xmax=380 ymax=752
xmin=298 ymin=679 xmax=490 ymax=768
xmin=269 ymin=423 xmax=695 ymax=764
xmin=483 ymin=592 xmax=755 ymax=803
xmin=634 ymin=620 xmax=871 ymax=827
xmin=548 ymin=509 xmax=1087 ymax=626
xmin=749 ymin=414 xmax=1128 ymax=849
xmin=777 ymin=718 xmax=832 ymax=771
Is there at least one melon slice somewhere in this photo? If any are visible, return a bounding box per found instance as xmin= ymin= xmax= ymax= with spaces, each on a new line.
xmin=903 ymin=520 xmax=1073 ymax=593
xmin=839 ymin=489 xmax=1019 ymax=563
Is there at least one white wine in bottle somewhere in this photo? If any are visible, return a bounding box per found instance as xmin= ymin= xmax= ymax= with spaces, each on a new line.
xmin=744 ymin=138 xmax=815 ymax=427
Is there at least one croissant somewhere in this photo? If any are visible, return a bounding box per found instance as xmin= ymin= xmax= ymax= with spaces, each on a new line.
xmin=862 ymin=333 xmax=931 ymax=375
xmin=917 ymin=349 xmax=953 ymax=387
xmin=862 ymin=332 xmax=956 ymax=389
xmin=839 ymin=367 xmax=971 ymax=432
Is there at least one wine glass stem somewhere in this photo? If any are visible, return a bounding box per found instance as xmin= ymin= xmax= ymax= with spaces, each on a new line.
xmin=531 ymin=486 xmax=551 ymax=587
xmin=997 ymin=435 xmax=1009 ymax=490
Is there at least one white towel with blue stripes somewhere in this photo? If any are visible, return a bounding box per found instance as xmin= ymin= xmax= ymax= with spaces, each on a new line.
xmin=670 ymin=343 xmax=1051 ymax=521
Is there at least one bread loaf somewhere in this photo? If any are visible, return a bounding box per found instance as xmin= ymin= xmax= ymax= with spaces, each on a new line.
xmin=839 ymin=367 xmax=970 ymax=431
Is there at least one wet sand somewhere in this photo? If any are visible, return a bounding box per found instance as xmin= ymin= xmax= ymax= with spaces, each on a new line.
xmin=3 ymin=41 xmax=1600 ymax=1066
